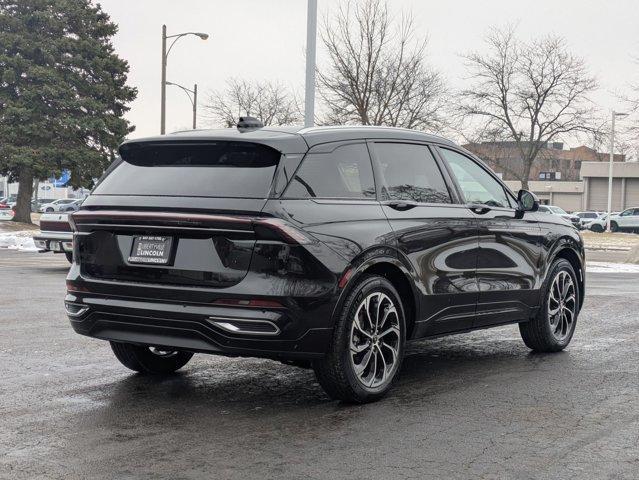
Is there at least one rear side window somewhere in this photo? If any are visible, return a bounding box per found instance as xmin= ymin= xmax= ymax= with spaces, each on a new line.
xmin=93 ymin=142 xmax=281 ymax=198
xmin=284 ymin=143 xmax=375 ymax=199
xmin=374 ymin=143 xmax=451 ymax=204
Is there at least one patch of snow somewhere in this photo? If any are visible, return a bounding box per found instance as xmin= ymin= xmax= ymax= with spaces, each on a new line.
xmin=586 ymin=261 xmax=639 ymax=273
xmin=0 ymin=232 xmax=39 ymax=252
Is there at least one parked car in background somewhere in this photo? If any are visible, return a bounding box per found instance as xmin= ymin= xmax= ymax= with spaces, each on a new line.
xmin=537 ymin=205 xmax=581 ymax=229
xmin=587 ymin=213 xmax=622 ymax=232
xmin=38 ymin=198 xmax=78 ymax=213
xmin=60 ymin=199 xmax=83 ymax=212
xmin=573 ymin=211 xmax=601 ymax=230
xmin=65 ymin=124 xmax=585 ymax=403
xmin=32 ymin=198 xmax=55 ymax=212
xmin=605 ymin=207 xmax=639 ymax=233
xmin=33 ymin=212 xmax=74 ymax=262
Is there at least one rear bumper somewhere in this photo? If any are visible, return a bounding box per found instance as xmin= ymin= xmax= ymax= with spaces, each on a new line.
xmin=65 ymin=284 xmax=337 ymax=360
xmin=33 ymin=231 xmax=73 ymax=252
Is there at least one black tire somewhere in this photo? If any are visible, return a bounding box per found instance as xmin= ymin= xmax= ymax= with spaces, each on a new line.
xmin=45 ymin=207 xmax=54 ymax=212
xmin=519 ymin=258 xmax=579 ymax=352
xmin=110 ymin=341 xmax=193 ymax=374
xmin=64 ymin=251 xmax=73 ymax=263
xmin=590 ymin=223 xmax=604 ymax=233
xmin=313 ymin=275 xmax=406 ymax=403
xmin=610 ymin=221 xmax=619 ymax=232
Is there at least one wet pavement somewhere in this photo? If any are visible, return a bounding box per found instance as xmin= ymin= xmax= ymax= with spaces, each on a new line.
xmin=1 ymin=249 xmax=638 ymax=479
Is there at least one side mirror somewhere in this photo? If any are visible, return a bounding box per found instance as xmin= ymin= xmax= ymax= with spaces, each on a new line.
xmin=517 ymin=189 xmax=539 ymax=212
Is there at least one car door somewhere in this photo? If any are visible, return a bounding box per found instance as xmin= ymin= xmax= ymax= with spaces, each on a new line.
xmin=617 ymin=208 xmax=634 ymax=228
xmin=272 ymin=140 xmax=394 ymax=268
xmin=369 ymin=141 xmax=479 ymax=337
xmin=436 ymin=147 xmax=542 ymax=327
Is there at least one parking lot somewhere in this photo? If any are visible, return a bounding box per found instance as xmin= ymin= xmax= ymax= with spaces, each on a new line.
xmin=1 ymin=248 xmax=638 ymax=480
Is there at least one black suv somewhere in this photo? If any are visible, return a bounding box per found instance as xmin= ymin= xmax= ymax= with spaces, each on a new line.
xmin=66 ymin=125 xmax=585 ymax=403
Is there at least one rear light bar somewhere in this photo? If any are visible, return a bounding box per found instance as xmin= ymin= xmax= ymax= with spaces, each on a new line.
xmin=71 ymin=210 xmax=313 ymax=245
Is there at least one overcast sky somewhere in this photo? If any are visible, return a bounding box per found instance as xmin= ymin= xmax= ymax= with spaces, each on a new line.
xmin=98 ymin=0 xmax=639 ymax=140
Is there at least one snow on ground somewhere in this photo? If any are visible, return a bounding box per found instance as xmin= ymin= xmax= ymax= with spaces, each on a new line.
xmin=0 ymin=231 xmax=39 ymax=252
xmin=581 ymin=231 xmax=639 ymax=251
xmin=585 ymin=261 xmax=639 ymax=273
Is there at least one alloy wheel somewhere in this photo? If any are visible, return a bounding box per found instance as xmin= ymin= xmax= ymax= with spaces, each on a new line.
xmin=349 ymin=292 xmax=401 ymax=389
xmin=547 ymin=271 xmax=576 ymax=342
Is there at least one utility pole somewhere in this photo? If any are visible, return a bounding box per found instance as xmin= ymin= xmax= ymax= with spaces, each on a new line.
xmin=161 ymin=25 xmax=167 ymax=135
xmin=304 ymin=0 xmax=318 ymax=128
xmin=606 ymin=111 xmax=628 ymax=232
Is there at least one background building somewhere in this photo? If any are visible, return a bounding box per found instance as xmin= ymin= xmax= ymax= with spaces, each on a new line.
xmin=465 ymin=141 xmax=625 ymax=182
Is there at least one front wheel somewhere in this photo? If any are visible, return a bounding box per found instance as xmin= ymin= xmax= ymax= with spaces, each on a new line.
xmin=610 ymin=221 xmax=619 ymax=232
xmin=519 ymin=259 xmax=579 ymax=352
xmin=110 ymin=341 xmax=193 ymax=374
xmin=313 ymin=275 xmax=406 ymax=403
xmin=590 ymin=223 xmax=604 ymax=233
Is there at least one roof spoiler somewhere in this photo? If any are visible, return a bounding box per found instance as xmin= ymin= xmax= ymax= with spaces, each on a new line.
xmin=237 ymin=116 xmax=264 ymax=132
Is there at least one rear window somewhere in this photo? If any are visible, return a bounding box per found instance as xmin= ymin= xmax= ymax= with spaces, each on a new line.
xmin=94 ymin=142 xmax=281 ymax=198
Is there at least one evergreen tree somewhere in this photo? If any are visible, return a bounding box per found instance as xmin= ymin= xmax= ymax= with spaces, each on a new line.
xmin=0 ymin=0 xmax=136 ymax=223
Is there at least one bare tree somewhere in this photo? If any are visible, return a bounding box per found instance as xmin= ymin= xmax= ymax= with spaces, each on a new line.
xmin=457 ymin=26 xmax=600 ymax=189
xmin=318 ymin=0 xmax=445 ymax=131
xmin=204 ymin=78 xmax=301 ymax=127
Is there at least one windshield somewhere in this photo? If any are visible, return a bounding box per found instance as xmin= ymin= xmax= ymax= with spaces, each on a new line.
xmin=550 ymin=206 xmax=567 ymax=214
xmin=94 ymin=142 xmax=282 ymax=198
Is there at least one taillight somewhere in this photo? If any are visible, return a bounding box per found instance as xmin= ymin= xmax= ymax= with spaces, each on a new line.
xmin=252 ymin=218 xmax=313 ymax=245
xmin=68 ymin=212 xmax=78 ymax=231
xmin=66 ymin=280 xmax=88 ymax=293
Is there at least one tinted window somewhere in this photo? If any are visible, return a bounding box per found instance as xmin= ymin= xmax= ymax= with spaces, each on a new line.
xmin=93 ymin=142 xmax=281 ymax=198
xmin=374 ymin=143 xmax=451 ymax=204
xmin=284 ymin=143 xmax=375 ymax=199
xmin=440 ymin=149 xmax=511 ymax=208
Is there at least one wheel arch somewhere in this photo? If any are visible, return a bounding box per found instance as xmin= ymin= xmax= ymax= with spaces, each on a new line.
xmin=335 ymin=256 xmax=420 ymax=340
xmin=551 ymin=246 xmax=585 ymax=311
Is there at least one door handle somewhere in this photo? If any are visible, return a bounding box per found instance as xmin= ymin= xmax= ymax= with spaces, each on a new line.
xmin=386 ymin=200 xmax=417 ymax=211
xmin=468 ymin=204 xmax=491 ymax=214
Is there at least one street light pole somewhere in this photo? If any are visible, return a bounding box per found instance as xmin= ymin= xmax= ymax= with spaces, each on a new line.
xmin=165 ymin=82 xmax=198 ymax=129
xmin=160 ymin=25 xmax=209 ymax=134
xmin=192 ymin=84 xmax=197 ymax=129
xmin=606 ymin=111 xmax=628 ymax=232
xmin=304 ymin=0 xmax=318 ymax=128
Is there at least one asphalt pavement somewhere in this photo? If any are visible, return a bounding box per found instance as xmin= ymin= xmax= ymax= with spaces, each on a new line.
xmin=1 ymin=249 xmax=638 ymax=480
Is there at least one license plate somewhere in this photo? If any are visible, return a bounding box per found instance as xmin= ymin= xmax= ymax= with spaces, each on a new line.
xmin=128 ymin=236 xmax=173 ymax=265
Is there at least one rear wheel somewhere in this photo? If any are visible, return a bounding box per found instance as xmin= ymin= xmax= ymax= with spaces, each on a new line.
xmin=519 ymin=259 xmax=579 ymax=352
xmin=110 ymin=341 xmax=193 ymax=374
xmin=313 ymin=275 xmax=406 ymax=403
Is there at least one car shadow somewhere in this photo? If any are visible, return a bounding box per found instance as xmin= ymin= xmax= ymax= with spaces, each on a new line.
xmin=92 ymin=330 xmax=569 ymax=426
